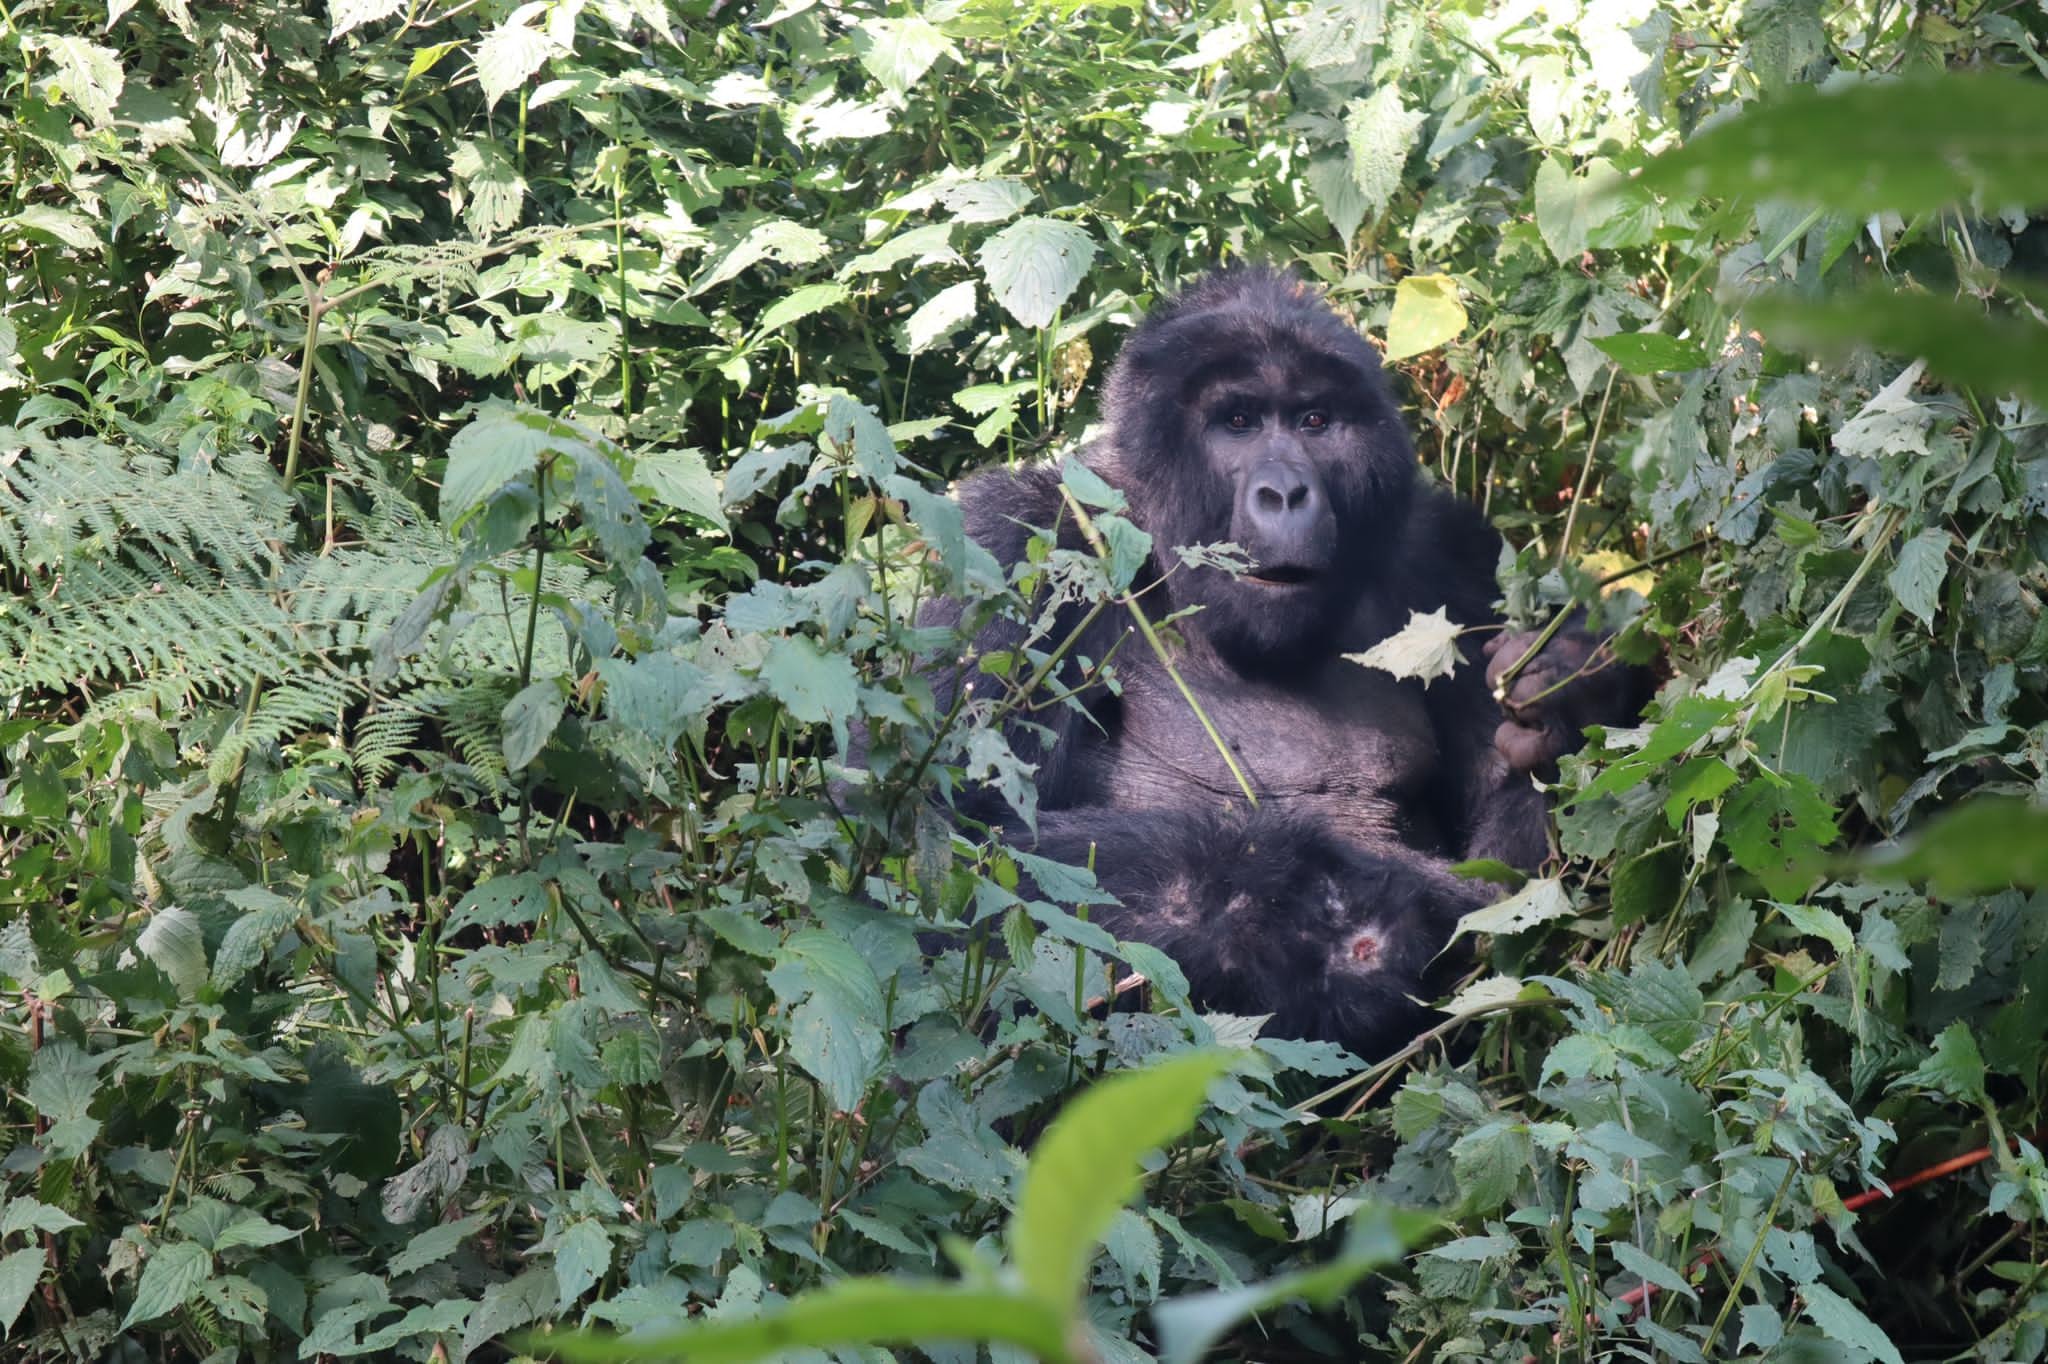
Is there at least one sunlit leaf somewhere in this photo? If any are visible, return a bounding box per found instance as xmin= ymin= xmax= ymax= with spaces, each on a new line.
xmin=1384 ymin=274 xmax=1467 ymax=362
xmin=978 ymin=216 xmax=1097 ymax=329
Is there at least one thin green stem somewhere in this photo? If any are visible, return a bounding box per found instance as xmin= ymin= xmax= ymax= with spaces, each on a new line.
xmin=1057 ymin=486 xmax=1259 ymax=807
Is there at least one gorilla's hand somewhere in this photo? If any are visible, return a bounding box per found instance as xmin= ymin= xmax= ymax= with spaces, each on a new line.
xmin=1484 ymin=615 xmax=1643 ymax=773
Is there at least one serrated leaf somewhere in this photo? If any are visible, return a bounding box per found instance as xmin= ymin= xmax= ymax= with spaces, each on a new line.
xmin=381 ymin=1125 xmax=471 ymax=1225
xmin=25 ymin=1042 xmax=100 ymax=1159
xmin=905 ymin=281 xmax=979 ymax=354
xmin=1888 ymin=528 xmax=1951 ymax=628
xmin=1384 ymin=274 xmax=1467 ymax=362
xmin=38 ymin=35 xmax=124 ymax=127
xmin=1799 ymin=1282 xmax=1904 ymax=1364
xmin=1611 ymin=1241 xmax=1697 ymax=1301
xmin=138 ymin=906 xmax=207 ymax=999
xmin=474 ymin=19 xmax=552 ymax=108
xmin=756 ymin=282 xmax=849 ymax=337
xmin=501 ymin=680 xmax=564 ymax=771
xmin=0 ymin=1248 xmax=44 ymax=1337
xmin=936 ymin=178 xmax=1033 ymax=225
xmin=445 ymin=872 xmax=548 ymax=933
xmin=388 ymin=1213 xmax=490 ymax=1277
xmin=1450 ymin=1121 xmax=1533 ymax=1214
xmin=3 ymin=205 xmax=102 ymax=252
xmin=1451 ymin=877 xmax=1571 ymax=941
xmin=1345 ymin=85 xmax=1424 ymax=218
xmin=759 ymin=635 xmax=860 ymax=725
xmin=441 ymin=411 xmax=553 ymax=525
xmin=553 ymin=1219 xmax=613 ymax=1312
xmin=853 ymin=15 xmax=957 ymax=96
xmin=1011 ymin=1051 xmax=1229 ymax=1305
xmin=212 ymin=887 xmax=300 ymax=991
xmin=1891 ymin=1020 xmax=1987 ymax=1105
xmin=1591 ymin=331 xmax=1709 ymax=374
xmin=329 ymin=0 xmax=406 ymax=38
xmin=601 ymin=1028 xmax=662 ymax=1085
xmin=1343 ymin=607 xmax=1464 ymax=686
xmin=978 ymin=216 xmax=1096 ymax=329
xmin=635 ymin=447 xmax=727 ymax=529
xmin=122 ymin=1241 xmax=212 ymax=1329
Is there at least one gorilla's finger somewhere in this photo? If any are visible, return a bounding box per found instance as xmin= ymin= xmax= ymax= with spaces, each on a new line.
xmin=1494 ymin=718 xmax=1557 ymax=772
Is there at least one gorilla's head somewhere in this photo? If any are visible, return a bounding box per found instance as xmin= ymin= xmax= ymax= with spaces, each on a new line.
xmin=1099 ymin=267 xmax=1417 ymax=672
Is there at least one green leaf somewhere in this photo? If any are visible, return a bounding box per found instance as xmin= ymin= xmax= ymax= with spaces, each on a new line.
xmin=756 ymin=282 xmax=851 ymax=337
xmin=36 ymin=35 xmax=124 ymax=127
xmin=122 ymin=1241 xmax=212 ymax=1329
xmin=635 ymin=447 xmax=727 ymax=530
xmin=600 ymin=1028 xmax=662 ymax=1085
xmin=1862 ymin=798 xmax=2048 ymax=896
xmin=1591 ymin=331 xmax=1709 ymax=374
xmin=329 ymin=0 xmax=407 ymax=39
xmin=24 ymin=1042 xmax=100 ymax=1159
xmin=759 ymin=635 xmax=860 ymax=725
xmin=445 ymin=872 xmax=548 ymax=933
xmin=501 ymin=680 xmax=564 ymax=772
xmin=1154 ymin=1206 xmax=1433 ymax=1364
xmin=1011 ymin=1050 xmax=1229 ymax=1306
xmin=978 ymin=217 xmax=1097 ymax=329
xmin=442 ymin=410 xmax=553 ymax=526
xmin=1611 ymin=1241 xmax=1697 ymax=1302
xmin=474 ymin=18 xmax=552 ymax=108
xmin=536 ymin=1283 xmax=1068 ymax=1363
xmin=0 ymin=1248 xmax=44 ymax=1337
xmin=138 ymin=906 xmax=207 ymax=999
xmin=905 ymin=281 xmax=979 ymax=355
xmin=1451 ymin=877 xmax=1571 ymax=941
xmin=1343 ymin=607 xmax=1465 ymax=685
xmin=853 ymin=15 xmax=957 ymax=96
xmin=3 ymin=205 xmax=102 ymax=252
xmin=212 ymin=887 xmax=300 ymax=991
xmin=553 ymin=1219 xmax=613 ymax=1312
xmin=1887 ymin=528 xmax=1950 ymax=628
xmin=1384 ymin=274 xmax=1468 ymax=362
xmin=1749 ymin=288 xmax=2048 ymax=408
xmin=1799 ymin=1282 xmax=1904 ymax=1364
xmin=464 ymin=1265 xmax=558 ymax=1361
xmin=1635 ymin=73 xmax=2048 ymax=216
xmin=1344 ymin=85 xmax=1424 ymax=219
xmin=1891 ymin=1021 xmax=1988 ymax=1105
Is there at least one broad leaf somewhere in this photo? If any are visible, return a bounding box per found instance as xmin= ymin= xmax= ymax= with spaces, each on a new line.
xmin=978 ymin=217 xmax=1096 ymax=329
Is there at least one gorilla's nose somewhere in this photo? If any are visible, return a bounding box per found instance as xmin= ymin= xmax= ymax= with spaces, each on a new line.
xmin=1243 ymin=459 xmax=1322 ymax=542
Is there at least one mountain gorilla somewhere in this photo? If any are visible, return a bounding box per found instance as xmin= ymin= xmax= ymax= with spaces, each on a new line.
xmin=917 ymin=268 xmax=1647 ymax=1058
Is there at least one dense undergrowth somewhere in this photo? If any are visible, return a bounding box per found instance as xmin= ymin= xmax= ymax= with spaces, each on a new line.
xmin=5 ymin=0 xmax=2048 ymax=1360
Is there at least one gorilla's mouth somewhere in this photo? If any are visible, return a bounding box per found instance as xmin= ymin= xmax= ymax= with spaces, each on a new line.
xmin=1244 ymin=564 xmax=1316 ymax=587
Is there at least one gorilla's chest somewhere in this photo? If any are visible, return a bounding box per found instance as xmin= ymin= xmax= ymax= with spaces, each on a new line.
xmin=1100 ymin=659 xmax=1444 ymax=852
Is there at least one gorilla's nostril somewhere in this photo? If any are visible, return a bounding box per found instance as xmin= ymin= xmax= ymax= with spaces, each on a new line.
xmin=1287 ymin=485 xmax=1308 ymax=510
xmin=1255 ymin=486 xmax=1284 ymax=513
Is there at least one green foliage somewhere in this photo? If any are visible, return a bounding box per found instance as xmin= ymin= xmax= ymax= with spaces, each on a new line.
xmin=4 ymin=0 xmax=2048 ymax=1361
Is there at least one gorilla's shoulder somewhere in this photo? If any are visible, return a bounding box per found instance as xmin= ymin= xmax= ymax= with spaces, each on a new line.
xmin=952 ymin=454 xmax=1090 ymax=565
xmin=1399 ymin=480 xmax=1505 ymax=626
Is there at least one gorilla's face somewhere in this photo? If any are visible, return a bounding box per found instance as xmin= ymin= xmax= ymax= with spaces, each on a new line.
xmin=1099 ymin=269 xmax=1417 ymax=673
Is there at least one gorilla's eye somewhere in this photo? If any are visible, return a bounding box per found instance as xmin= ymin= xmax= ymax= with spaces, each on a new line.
xmin=1224 ymin=411 xmax=1256 ymax=432
xmin=1300 ymin=410 xmax=1330 ymax=432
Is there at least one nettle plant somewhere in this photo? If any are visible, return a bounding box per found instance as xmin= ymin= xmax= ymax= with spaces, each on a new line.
xmin=7 ymin=0 xmax=2048 ymax=1359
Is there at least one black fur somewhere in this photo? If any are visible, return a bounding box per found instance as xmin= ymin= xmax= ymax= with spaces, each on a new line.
xmin=911 ymin=268 xmax=1647 ymax=1060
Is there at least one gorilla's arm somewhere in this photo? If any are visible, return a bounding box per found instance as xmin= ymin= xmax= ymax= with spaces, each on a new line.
xmin=918 ymin=460 xmax=1125 ymax=823
xmin=1402 ymin=486 xmax=1652 ymax=870
xmin=1393 ymin=487 xmax=1555 ymax=869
